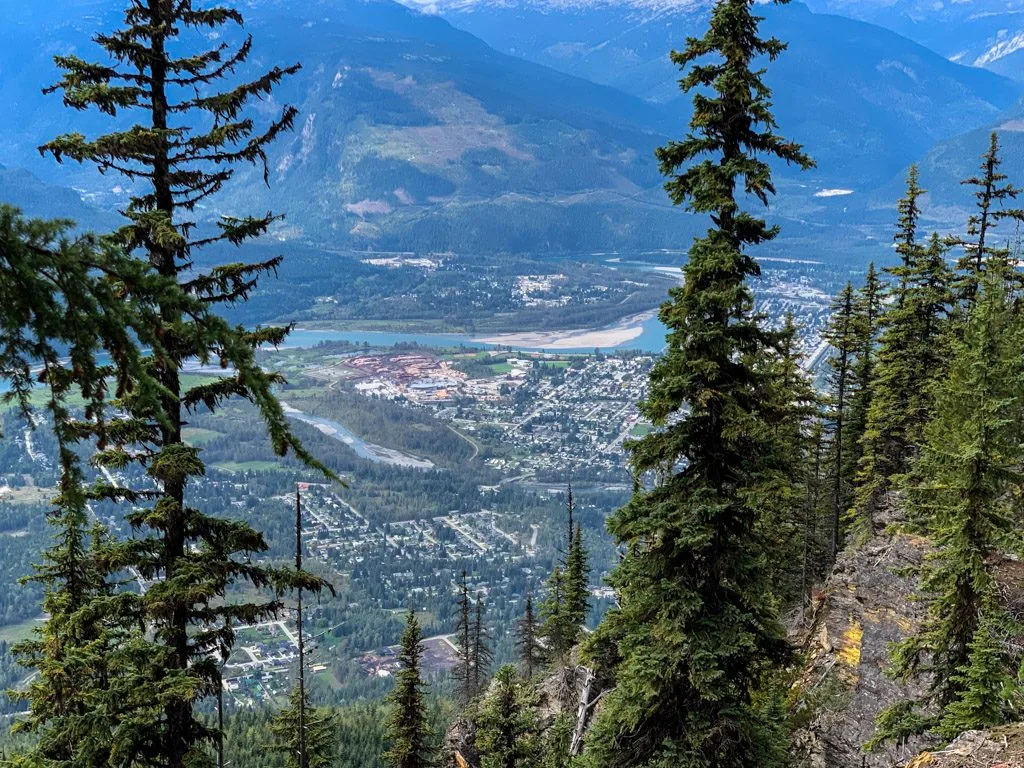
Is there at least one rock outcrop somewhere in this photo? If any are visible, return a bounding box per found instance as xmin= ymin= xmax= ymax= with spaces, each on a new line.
xmin=903 ymin=724 xmax=1024 ymax=767
xmin=793 ymin=508 xmax=932 ymax=768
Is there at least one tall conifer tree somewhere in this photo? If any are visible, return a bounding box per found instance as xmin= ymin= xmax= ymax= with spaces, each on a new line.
xmin=950 ymin=132 xmax=1024 ymax=304
xmin=39 ymin=4 xmax=331 ymax=765
xmin=843 ymin=263 xmax=883 ymax=493
xmin=581 ymin=1 xmax=812 ymax=764
xmin=472 ymin=593 xmax=493 ymax=698
xmin=453 ymin=572 xmax=474 ymax=705
xmin=540 ymin=567 xmax=571 ymax=666
xmin=1 ymin=209 xmax=190 ymax=768
xmin=565 ymin=525 xmax=590 ymax=634
xmin=516 ymin=595 xmax=544 ymax=680
xmin=270 ymin=688 xmax=336 ymax=768
xmin=383 ymin=611 xmax=433 ymax=768
xmin=825 ymin=283 xmax=858 ymax=558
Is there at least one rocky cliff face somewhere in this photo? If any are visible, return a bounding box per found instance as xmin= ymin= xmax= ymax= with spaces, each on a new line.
xmin=903 ymin=724 xmax=1024 ymax=767
xmin=792 ymin=508 xmax=932 ymax=768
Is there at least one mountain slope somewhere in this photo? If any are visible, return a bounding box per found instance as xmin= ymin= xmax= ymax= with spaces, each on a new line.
xmin=804 ymin=0 xmax=1024 ymax=82
xmin=0 ymin=164 xmax=115 ymax=231
xmin=400 ymin=0 xmax=1021 ymax=187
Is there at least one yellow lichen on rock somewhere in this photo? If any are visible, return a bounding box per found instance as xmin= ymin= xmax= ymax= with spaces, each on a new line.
xmin=905 ymin=753 xmax=934 ymax=767
xmin=837 ymin=620 xmax=863 ymax=669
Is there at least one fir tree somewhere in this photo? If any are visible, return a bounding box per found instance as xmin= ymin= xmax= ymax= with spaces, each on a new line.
xmin=38 ymin=4 xmax=332 ymax=766
xmin=453 ymin=572 xmax=474 ymax=706
xmin=383 ymin=611 xmax=433 ymax=768
xmin=843 ymin=262 xmax=883 ymax=494
xmin=269 ymin=688 xmax=336 ymax=768
xmin=581 ymin=0 xmax=813 ymax=764
xmin=875 ymin=272 xmax=1024 ymax=742
xmin=565 ymin=525 xmax=590 ymax=634
xmin=824 ymin=283 xmax=858 ymax=558
xmin=1 ymin=209 xmax=181 ymax=768
xmin=799 ymin=419 xmax=831 ymax=605
xmin=949 ymin=132 xmax=1024 ymax=304
xmin=472 ymin=592 xmax=493 ymax=698
xmin=540 ymin=567 xmax=571 ymax=666
xmin=516 ymin=595 xmax=544 ymax=680
xmin=937 ymin=618 xmax=1019 ymax=739
xmin=475 ymin=666 xmax=538 ymax=768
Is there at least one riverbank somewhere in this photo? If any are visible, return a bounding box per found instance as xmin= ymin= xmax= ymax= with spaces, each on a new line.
xmin=470 ymin=310 xmax=659 ymax=351
xmin=280 ymin=402 xmax=435 ymax=470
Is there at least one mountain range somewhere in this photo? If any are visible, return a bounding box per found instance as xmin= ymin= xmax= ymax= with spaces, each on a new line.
xmin=0 ymin=0 xmax=1021 ymax=257
xmin=804 ymin=0 xmax=1024 ymax=81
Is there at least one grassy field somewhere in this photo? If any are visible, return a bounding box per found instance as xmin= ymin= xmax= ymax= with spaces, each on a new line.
xmin=0 ymin=615 xmax=45 ymax=644
xmin=630 ymin=422 xmax=652 ymax=438
xmin=182 ymin=427 xmax=224 ymax=446
xmin=213 ymin=460 xmax=287 ymax=474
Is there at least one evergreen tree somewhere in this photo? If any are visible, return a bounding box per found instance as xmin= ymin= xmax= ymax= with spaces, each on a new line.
xmin=843 ymin=263 xmax=883 ymax=494
xmin=38 ymin=4 xmax=332 ymax=766
xmin=1 ymin=210 xmax=186 ymax=768
xmin=541 ymin=713 xmax=573 ymax=768
xmin=472 ymin=593 xmax=493 ymax=698
xmin=581 ymin=0 xmax=813 ymax=764
xmin=383 ymin=611 xmax=433 ymax=768
xmin=892 ymin=166 xmax=926 ymax=306
xmin=453 ymin=572 xmax=474 ymax=705
xmin=937 ymin=618 xmax=1019 ymax=739
xmin=270 ymin=687 xmax=336 ymax=768
xmin=475 ymin=666 xmax=538 ymax=768
xmin=949 ymin=132 xmax=1024 ymax=304
xmin=875 ymin=273 xmax=1024 ymax=742
xmin=515 ymin=595 xmax=544 ymax=680
xmin=564 ymin=525 xmax=590 ymax=634
xmin=799 ymin=420 xmax=831 ymax=604
xmin=824 ymin=283 xmax=858 ymax=558
xmin=852 ymin=185 xmax=953 ymax=536
xmin=540 ymin=567 xmax=571 ymax=666
xmin=758 ymin=314 xmax=821 ymax=603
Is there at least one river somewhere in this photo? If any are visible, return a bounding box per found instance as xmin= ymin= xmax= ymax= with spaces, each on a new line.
xmin=279 ymin=403 xmax=434 ymax=470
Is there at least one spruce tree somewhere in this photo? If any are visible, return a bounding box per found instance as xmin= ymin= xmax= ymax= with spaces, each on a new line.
xmin=824 ymin=283 xmax=858 ymax=558
xmin=515 ymin=595 xmax=544 ymax=680
xmin=541 ymin=713 xmax=573 ymax=768
xmin=475 ymin=666 xmax=538 ymax=768
xmin=39 ymin=4 xmax=331 ymax=766
xmin=384 ymin=611 xmax=433 ymax=768
xmin=581 ymin=0 xmax=812 ymax=764
xmin=875 ymin=272 xmax=1024 ymax=742
xmin=270 ymin=688 xmax=336 ymax=768
xmin=799 ymin=419 xmax=831 ymax=604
